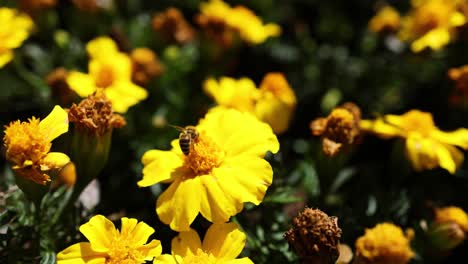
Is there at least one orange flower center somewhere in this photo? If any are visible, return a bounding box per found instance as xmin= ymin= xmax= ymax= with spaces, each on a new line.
xmin=398 ymin=110 xmax=435 ymax=137
xmin=95 ymin=65 xmax=116 ymax=88
xmin=106 ymin=235 xmax=145 ymax=264
xmin=4 ymin=117 xmax=50 ymax=167
xmin=184 ymin=134 xmax=225 ymax=176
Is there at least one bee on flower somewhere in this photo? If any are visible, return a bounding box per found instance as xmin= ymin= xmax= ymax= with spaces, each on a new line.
xmin=204 ymin=73 xmax=297 ymax=134
xmin=3 ymin=106 xmax=69 ymax=185
xmin=57 ymin=215 xmax=162 ymax=263
xmin=154 ymin=222 xmax=253 ymax=264
xmin=66 ymin=37 xmax=148 ymax=113
xmin=361 ymin=109 xmax=468 ymax=174
xmin=0 ymin=8 xmax=34 ymax=68
xmin=138 ymin=108 xmax=279 ymax=231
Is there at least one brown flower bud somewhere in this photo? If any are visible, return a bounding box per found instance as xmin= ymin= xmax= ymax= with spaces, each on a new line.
xmin=72 ymin=0 xmax=99 ymax=12
xmin=20 ymin=0 xmax=57 ymax=13
xmin=310 ymin=103 xmax=361 ymax=157
xmin=68 ymin=91 xmax=126 ymax=136
xmin=284 ymin=208 xmax=342 ymax=264
xmin=196 ymin=14 xmax=235 ymax=48
xmin=152 ymin=8 xmax=195 ymax=44
xmin=46 ymin=67 xmax=76 ymax=106
xmin=130 ymin=48 xmax=164 ymax=86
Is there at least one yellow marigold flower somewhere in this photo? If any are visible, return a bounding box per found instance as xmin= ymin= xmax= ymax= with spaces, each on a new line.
xmin=399 ymin=0 xmax=466 ymax=52
xmin=0 ymin=8 xmax=34 ymax=68
xmin=355 ymin=223 xmax=415 ymax=264
xmin=204 ymin=73 xmax=296 ymax=134
xmin=368 ymin=6 xmax=401 ymax=33
xmin=4 ymin=106 xmax=69 ymax=185
xmin=57 ymin=215 xmax=162 ymax=264
xmin=154 ymin=222 xmax=253 ymax=264
xmin=199 ymin=0 xmax=281 ymax=44
xmin=138 ymin=108 xmax=279 ymax=231
xmin=66 ymin=37 xmax=148 ymax=113
xmin=311 ymin=102 xmax=361 ymax=157
xmin=435 ymin=206 xmax=468 ymax=231
xmin=361 ymin=110 xmax=468 ymax=174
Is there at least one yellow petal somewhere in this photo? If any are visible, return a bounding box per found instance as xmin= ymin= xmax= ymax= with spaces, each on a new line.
xmin=86 ymin=37 xmax=119 ymax=60
xmin=199 ymin=107 xmax=279 ymax=157
xmin=254 ymin=97 xmax=292 ymax=134
xmin=0 ymin=50 xmax=13 ymax=68
xmin=39 ymin=105 xmax=69 ymax=141
xmin=156 ymin=177 xmax=202 ymax=231
xmin=79 ymin=215 xmax=117 ymax=252
xmin=431 ymin=129 xmax=468 ymax=149
xmin=138 ymin=150 xmax=185 ymax=187
xmin=104 ymin=81 xmax=148 ymax=113
xmin=435 ymin=143 xmax=457 ymax=174
xmin=198 ymin=174 xmax=240 ymax=223
xmin=225 ymin=258 xmax=255 ymax=264
xmin=202 ymin=222 xmax=246 ymax=260
xmin=67 ymin=71 xmax=97 ymax=97
xmin=153 ymin=254 xmax=178 ymax=264
xmin=411 ymin=28 xmax=450 ymax=53
xmin=56 ymin=242 xmax=107 ymax=264
xmin=41 ymin=152 xmax=70 ymax=171
xmin=171 ymin=228 xmax=202 ymax=257
xmin=450 ymin=12 xmax=466 ymax=27
xmin=120 ymin=217 xmax=156 ymax=246
xmin=214 ymin=155 xmax=273 ymax=205
xmin=137 ymin=239 xmax=163 ymax=261
xmin=360 ymin=118 xmax=402 ymax=138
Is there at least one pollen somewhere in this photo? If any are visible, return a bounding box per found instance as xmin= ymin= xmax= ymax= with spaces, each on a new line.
xmin=184 ymin=134 xmax=225 ymax=176
xmin=182 ymin=249 xmax=217 ymax=264
xmin=106 ymin=236 xmax=145 ymax=264
xmin=4 ymin=118 xmax=51 ymax=168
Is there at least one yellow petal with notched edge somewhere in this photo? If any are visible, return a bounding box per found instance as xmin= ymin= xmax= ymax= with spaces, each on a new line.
xmin=137 ymin=239 xmax=163 ymax=261
xmin=171 ymin=229 xmax=202 ymax=257
xmin=431 ymin=128 xmax=468 ymax=150
xmin=360 ymin=119 xmax=403 ymax=138
xmin=39 ymin=105 xmax=69 ymax=141
xmin=138 ymin=150 xmax=185 ymax=187
xmin=203 ymin=222 xmax=246 ymax=260
xmin=156 ymin=177 xmax=202 ymax=231
xmin=56 ymin=242 xmax=107 ymax=264
xmin=79 ymin=215 xmax=117 ymax=252
xmin=41 ymin=152 xmax=70 ymax=171
xmin=0 ymin=50 xmax=13 ymax=68
xmin=199 ymin=107 xmax=279 ymax=157
xmin=153 ymin=254 xmax=178 ymax=264
xmin=120 ymin=217 xmax=157 ymax=248
xmin=225 ymin=258 xmax=255 ymax=264
xmin=67 ymin=71 xmax=97 ymax=97
xmin=215 ymin=155 xmax=273 ymax=205
xmin=86 ymin=37 xmax=119 ymax=60
xmin=198 ymin=174 xmax=240 ymax=223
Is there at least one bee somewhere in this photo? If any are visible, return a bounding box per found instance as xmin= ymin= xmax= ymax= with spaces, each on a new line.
xmin=170 ymin=125 xmax=199 ymax=155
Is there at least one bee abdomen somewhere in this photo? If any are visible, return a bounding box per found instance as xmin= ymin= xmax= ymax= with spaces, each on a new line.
xmin=179 ymin=134 xmax=192 ymax=155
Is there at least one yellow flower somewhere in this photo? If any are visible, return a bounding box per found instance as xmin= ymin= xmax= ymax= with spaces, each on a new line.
xmin=355 ymin=223 xmax=414 ymax=264
xmin=368 ymin=6 xmax=401 ymax=33
xmin=4 ymin=106 xmax=69 ymax=185
xmin=154 ymin=222 xmax=253 ymax=264
xmin=57 ymin=215 xmax=162 ymax=264
xmin=199 ymin=0 xmax=281 ymax=44
xmin=398 ymin=0 xmax=466 ymax=52
xmin=0 ymin=8 xmax=34 ymax=68
xmin=361 ymin=110 xmax=468 ymax=174
xmin=435 ymin=206 xmax=468 ymax=231
xmin=204 ymin=73 xmax=296 ymax=134
xmin=66 ymin=37 xmax=148 ymax=113
xmin=138 ymin=108 xmax=279 ymax=231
